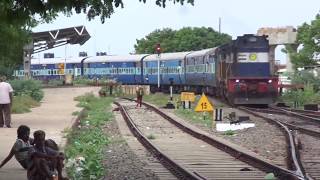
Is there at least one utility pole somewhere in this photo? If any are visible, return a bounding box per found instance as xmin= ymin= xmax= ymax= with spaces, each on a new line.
xmin=23 ymin=42 xmax=34 ymax=80
xmin=157 ymin=55 xmax=160 ymax=88
xmin=219 ymin=17 xmax=221 ymax=34
xmin=155 ymin=43 xmax=161 ymax=89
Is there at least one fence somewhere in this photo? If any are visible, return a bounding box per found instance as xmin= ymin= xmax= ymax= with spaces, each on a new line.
xmin=121 ymin=85 xmax=150 ymax=95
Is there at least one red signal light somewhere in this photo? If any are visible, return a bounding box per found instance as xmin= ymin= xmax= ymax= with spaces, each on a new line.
xmin=155 ymin=43 xmax=161 ymax=54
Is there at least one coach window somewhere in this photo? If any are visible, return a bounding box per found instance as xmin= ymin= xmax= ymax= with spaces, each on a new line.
xmin=95 ymin=68 xmax=100 ymax=75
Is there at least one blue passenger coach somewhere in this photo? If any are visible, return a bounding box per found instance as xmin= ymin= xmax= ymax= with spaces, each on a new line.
xmin=142 ymin=52 xmax=190 ymax=92
xmin=14 ymin=57 xmax=84 ymax=80
xmin=82 ymin=54 xmax=148 ymax=84
xmin=185 ymin=48 xmax=216 ymax=93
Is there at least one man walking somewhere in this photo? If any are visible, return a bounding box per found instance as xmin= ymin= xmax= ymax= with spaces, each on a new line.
xmin=0 ymin=76 xmax=13 ymax=128
xmin=136 ymin=85 xmax=144 ymax=108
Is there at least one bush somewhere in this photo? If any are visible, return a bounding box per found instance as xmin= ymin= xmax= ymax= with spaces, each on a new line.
xmin=47 ymin=79 xmax=64 ymax=86
xmin=9 ymin=79 xmax=44 ymax=102
xmin=292 ymin=70 xmax=320 ymax=91
xmin=12 ymin=95 xmax=40 ymax=113
xmin=281 ymin=84 xmax=320 ymax=107
xmin=73 ymin=77 xmax=93 ymax=86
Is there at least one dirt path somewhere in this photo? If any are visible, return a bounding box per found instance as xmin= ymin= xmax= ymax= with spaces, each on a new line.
xmin=0 ymin=87 xmax=100 ymax=180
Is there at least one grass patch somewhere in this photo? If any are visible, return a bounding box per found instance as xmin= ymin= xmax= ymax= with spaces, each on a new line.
xmin=64 ymin=93 xmax=114 ymax=180
xmin=72 ymin=111 xmax=79 ymax=116
xmin=12 ymin=95 xmax=40 ymax=114
xmin=142 ymin=93 xmax=180 ymax=107
xmin=175 ymin=109 xmax=213 ymax=127
xmin=147 ymin=134 xmax=156 ymax=139
xmin=223 ymin=130 xmax=235 ymax=136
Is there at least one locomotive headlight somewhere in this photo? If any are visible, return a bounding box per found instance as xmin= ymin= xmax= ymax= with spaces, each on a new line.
xmin=268 ymin=80 xmax=272 ymax=83
xmin=236 ymin=79 xmax=240 ymax=83
xmin=249 ymin=53 xmax=257 ymax=61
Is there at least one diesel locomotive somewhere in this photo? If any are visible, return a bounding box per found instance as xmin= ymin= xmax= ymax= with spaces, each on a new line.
xmin=14 ymin=34 xmax=278 ymax=105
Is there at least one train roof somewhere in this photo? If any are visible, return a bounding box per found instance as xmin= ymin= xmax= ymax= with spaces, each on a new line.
xmin=186 ymin=48 xmax=216 ymax=58
xmin=31 ymin=57 xmax=85 ymax=64
xmin=144 ymin=51 xmax=191 ymax=61
xmin=84 ymin=54 xmax=148 ymax=63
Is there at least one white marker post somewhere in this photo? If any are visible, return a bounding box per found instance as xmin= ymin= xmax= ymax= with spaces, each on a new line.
xmin=155 ymin=43 xmax=161 ymax=89
xmin=157 ymin=54 xmax=160 ymax=88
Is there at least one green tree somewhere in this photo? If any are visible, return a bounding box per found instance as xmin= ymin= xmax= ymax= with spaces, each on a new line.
xmin=289 ymin=13 xmax=320 ymax=68
xmin=0 ymin=23 xmax=31 ymax=76
xmin=134 ymin=27 xmax=232 ymax=53
xmin=0 ymin=0 xmax=194 ymax=75
xmin=1 ymin=0 xmax=194 ymax=25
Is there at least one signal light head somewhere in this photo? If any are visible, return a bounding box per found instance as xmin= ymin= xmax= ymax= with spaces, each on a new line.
xmin=155 ymin=43 xmax=161 ymax=54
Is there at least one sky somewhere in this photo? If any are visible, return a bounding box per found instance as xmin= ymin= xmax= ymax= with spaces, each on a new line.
xmin=33 ymin=0 xmax=320 ymax=63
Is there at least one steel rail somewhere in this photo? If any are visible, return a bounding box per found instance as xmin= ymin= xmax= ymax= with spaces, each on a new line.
xmin=244 ymin=107 xmax=320 ymax=138
xmin=122 ymin=98 xmax=303 ymax=180
xmin=270 ymin=106 xmax=320 ymax=124
xmin=280 ymin=107 xmax=320 ymax=116
xmin=114 ymin=101 xmax=204 ymax=180
xmin=239 ymin=107 xmax=311 ymax=180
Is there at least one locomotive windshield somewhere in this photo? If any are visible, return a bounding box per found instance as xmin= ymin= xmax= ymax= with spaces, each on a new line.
xmin=236 ymin=35 xmax=269 ymax=52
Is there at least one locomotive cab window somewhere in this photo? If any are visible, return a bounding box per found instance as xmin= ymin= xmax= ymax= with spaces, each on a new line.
xmin=248 ymin=36 xmax=257 ymax=42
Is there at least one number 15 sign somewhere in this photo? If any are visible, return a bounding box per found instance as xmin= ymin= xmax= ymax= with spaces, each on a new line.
xmin=195 ymin=93 xmax=214 ymax=112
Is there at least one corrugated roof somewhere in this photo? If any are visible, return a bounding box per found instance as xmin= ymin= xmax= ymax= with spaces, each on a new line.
xmin=144 ymin=51 xmax=191 ymax=61
xmin=186 ymin=48 xmax=216 ymax=58
xmin=31 ymin=57 xmax=85 ymax=64
xmin=84 ymin=54 xmax=148 ymax=63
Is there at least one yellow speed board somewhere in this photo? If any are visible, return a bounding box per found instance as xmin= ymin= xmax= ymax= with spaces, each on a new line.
xmin=181 ymin=92 xmax=195 ymax=102
xmin=195 ymin=94 xmax=214 ymax=112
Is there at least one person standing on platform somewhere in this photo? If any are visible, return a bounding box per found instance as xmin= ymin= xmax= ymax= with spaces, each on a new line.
xmin=0 ymin=76 xmax=13 ymax=128
xmin=136 ymin=85 xmax=144 ymax=108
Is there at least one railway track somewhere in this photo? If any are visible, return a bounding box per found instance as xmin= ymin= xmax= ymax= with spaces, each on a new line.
xmin=270 ymin=106 xmax=320 ymax=124
xmin=114 ymin=99 xmax=302 ymax=180
xmin=240 ymin=106 xmax=320 ymax=180
xmin=277 ymin=107 xmax=320 ymax=116
xmin=243 ymin=107 xmax=320 ymax=138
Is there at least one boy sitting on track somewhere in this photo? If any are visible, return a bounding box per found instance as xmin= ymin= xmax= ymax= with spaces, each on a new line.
xmin=27 ymin=130 xmax=68 ymax=180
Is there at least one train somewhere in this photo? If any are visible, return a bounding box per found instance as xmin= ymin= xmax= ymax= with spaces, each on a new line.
xmin=14 ymin=34 xmax=279 ymax=105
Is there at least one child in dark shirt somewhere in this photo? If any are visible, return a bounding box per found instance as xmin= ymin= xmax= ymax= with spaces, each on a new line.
xmin=0 ymin=125 xmax=33 ymax=169
xmin=28 ymin=130 xmax=67 ymax=180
